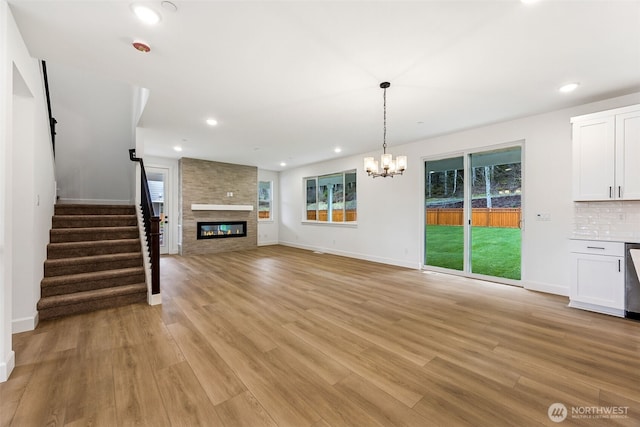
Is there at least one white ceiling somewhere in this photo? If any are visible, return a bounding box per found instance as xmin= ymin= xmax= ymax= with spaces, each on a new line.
xmin=9 ymin=0 xmax=640 ymax=171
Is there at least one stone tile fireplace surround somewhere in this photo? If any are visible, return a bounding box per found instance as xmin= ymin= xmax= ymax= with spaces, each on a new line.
xmin=179 ymin=158 xmax=257 ymax=255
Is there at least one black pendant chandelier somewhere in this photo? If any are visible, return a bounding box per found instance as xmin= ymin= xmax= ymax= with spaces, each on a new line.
xmin=364 ymin=82 xmax=407 ymax=178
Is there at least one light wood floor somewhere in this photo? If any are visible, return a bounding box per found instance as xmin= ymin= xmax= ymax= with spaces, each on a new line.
xmin=2 ymin=245 xmax=639 ymax=426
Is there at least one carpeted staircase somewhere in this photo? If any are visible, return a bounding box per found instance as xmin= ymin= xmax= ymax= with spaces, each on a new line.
xmin=37 ymin=204 xmax=148 ymax=320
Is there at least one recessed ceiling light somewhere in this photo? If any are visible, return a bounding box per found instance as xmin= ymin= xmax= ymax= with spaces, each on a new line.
xmin=161 ymin=1 xmax=178 ymax=12
xmin=559 ymin=82 xmax=580 ymax=93
xmin=132 ymin=5 xmax=160 ymax=25
xmin=173 ymin=146 xmax=182 ymax=152
xmin=334 ymin=147 xmax=342 ymax=153
xmin=206 ymin=118 xmax=218 ymax=126
xmin=280 ymin=162 xmax=286 ymax=167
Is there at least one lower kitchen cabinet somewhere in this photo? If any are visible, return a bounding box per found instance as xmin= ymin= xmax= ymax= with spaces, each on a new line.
xmin=569 ymin=240 xmax=625 ymax=317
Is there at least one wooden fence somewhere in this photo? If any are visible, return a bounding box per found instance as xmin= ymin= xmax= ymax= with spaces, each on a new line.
xmin=426 ymin=208 xmax=521 ymax=228
xmin=307 ymin=210 xmax=357 ymax=222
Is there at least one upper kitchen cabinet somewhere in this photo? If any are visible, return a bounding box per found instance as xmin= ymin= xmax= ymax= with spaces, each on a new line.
xmin=571 ymin=104 xmax=640 ymax=201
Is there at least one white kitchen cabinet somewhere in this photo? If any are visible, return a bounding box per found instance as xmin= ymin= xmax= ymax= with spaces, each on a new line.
xmin=569 ymin=240 xmax=624 ymax=317
xmin=572 ymin=104 xmax=640 ymax=201
xmin=615 ymin=110 xmax=640 ymax=200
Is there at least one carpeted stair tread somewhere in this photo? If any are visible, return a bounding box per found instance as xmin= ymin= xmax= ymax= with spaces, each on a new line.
xmin=52 ymin=214 xmax=137 ymax=228
xmin=47 ymin=238 xmax=141 ymax=259
xmin=37 ymin=283 xmax=147 ymax=319
xmin=55 ymin=204 xmax=136 ymax=216
xmin=50 ymin=226 xmax=139 ymax=243
xmin=44 ymin=252 xmax=143 ymax=277
xmin=41 ymin=266 xmax=145 ymax=288
xmin=38 ymin=283 xmax=146 ymax=308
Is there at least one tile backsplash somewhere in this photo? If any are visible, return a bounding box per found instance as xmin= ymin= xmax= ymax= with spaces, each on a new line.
xmin=573 ymin=201 xmax=640 ymax=241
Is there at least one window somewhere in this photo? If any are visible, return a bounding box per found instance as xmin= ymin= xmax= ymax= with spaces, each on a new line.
xmin=258 ymin=181 xmax=272 ymax=220
xmin=304 ymin=170 xmax=357 ymax=223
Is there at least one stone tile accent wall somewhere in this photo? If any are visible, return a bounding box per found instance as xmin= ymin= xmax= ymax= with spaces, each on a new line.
xmin=180 ymin=158 xmax=257 ymax=255
xmin=573 ymin=201 xmax=640 ymax=241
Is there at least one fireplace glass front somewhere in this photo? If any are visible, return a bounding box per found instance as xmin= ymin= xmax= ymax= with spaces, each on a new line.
xmin=197 ymin=221 xmax=247 ymax=239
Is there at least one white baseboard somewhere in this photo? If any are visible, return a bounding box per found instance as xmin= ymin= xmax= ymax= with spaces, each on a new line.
xmin=57 ymin=198 xmax=132 ymax=205
xmin=568 ymin=300 xmax=625 ymax=318
xmin=149 ymin=292 xmax=162 ymax=306
xmin=0 ymin=351 xmax=15 ymax=383
xmin=279 ymin=241 xmax=421 ymax=270
xmin=12 ymin=312 xmax=39 ymax=333
xmin=523 ymin=281 xmax=569 ymax=297
xmin=258 ymin=241 xmax=279 ymax=246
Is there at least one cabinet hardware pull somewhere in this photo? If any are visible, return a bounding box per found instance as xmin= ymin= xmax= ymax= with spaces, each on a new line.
xmin=619 ymin=259 xmax=621 ymax=272
xmin=587 ymin=246 xmax=606 ymax=250
xmin=618 ymin=186 xmax=622 ymax=198
xmin=609 ymin=186 xmax=613 ymax=198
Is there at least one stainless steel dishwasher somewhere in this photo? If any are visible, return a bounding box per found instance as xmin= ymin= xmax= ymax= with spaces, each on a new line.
xmin=625 ymin=243 xmax=640 ymax=320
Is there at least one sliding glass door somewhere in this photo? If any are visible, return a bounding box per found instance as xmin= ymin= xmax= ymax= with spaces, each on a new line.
xmin=425 ymin=146 xmax=522 ymax=282
xmin=425 ymin=156 xmax=465 ymax=271
xmin=470 ymin=147 xmax=522 ymax=280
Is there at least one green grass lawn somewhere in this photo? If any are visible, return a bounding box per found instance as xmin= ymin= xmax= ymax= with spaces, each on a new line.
xmin=425 ymin=225 xmax=521 ymax=280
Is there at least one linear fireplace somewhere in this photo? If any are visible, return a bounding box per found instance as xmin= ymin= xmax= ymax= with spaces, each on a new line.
xmin=197 ymin=221 xmax=247 ymax=239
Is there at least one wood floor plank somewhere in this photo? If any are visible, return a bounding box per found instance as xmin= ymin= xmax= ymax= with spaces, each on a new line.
xmin=61 ymin=351 xmax=117 ymax=427
xmin=214 ymin=391 xmax=278 ymax=427
xmin=334 ymin=373 xmax=432 ymax=426
xmin=111 ymin=344 xmax=171 ymax=427
xmin=0 ymin=364 xmax=33 ymax=427
xmin=3 ymin=245 xmax=640 ymax=426
xmin=155 ymin=360 xmax=223 ymax=426
xmin=308 ymin=306 xmax=434 ymax=366
xmin=167 ymin=321 xmax=247 ymax=405
xmin=9 ymin=350 xmax=76 ymax=426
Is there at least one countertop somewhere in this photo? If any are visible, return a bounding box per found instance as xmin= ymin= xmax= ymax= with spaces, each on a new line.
xmin=570 ymin=236 xmax=640 ymax=244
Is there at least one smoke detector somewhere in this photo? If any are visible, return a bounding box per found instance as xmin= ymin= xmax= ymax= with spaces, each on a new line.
xmin=132 ymin=40 xmax=151 ymax=53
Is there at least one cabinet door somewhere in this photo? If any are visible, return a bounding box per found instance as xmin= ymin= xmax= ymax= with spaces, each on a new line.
xmin=572 ymin=117 xmax=615 ymax=201
xmin=615 ymin=110 xmax=640 ymax=200
xmin=570 ymin=253 xmax=624 ymax=310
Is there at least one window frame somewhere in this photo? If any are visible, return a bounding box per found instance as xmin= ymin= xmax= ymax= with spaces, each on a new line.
xmin=303 ymin=169 xmax=357 ymax=225
xmin=258 ymin=180 xmax=273 ymax=222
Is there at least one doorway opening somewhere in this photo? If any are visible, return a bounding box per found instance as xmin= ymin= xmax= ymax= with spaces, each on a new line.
xmin=147 ymin=167 xmax=170 ymax=255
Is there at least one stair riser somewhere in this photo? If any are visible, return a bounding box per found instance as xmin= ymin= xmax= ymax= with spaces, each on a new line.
xmin=41 ymin=273 xmax=146 ymax=297
xmin=53 ymin=217 xmax=137 ymax=228
xmin=45 ymin=257 xmax=143 ymax=277
xmin=47 ymin=242 xmax=141 ymax=259
xmin=50 ymin=228 xmax=139 ymax=243
xmin=55 ymin=206 xmax=135 ymax=216
xmin=38 ymin=292 xmax=147 ymax=320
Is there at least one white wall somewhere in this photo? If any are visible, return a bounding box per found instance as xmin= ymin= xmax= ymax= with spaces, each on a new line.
xmin=279 ymin=92 xmax=640 ymax=296
xmin=48 ymin=62 xmax=135 ymax=204
xmin=1 ymin=0 xmax=56 ymax=382
xmin=0 ymin=0 xmax=12 ymax=383
xmin=258 ymin=169 xmax=279 ymax=246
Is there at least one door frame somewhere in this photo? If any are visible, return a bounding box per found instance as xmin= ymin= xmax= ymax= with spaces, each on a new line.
xmin=146 ymin=164 xmax=178 ymax=254
xmin=421 ymin=140 xmax=526 ymax=287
